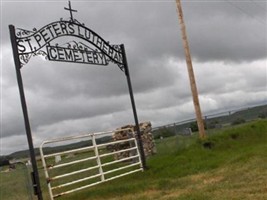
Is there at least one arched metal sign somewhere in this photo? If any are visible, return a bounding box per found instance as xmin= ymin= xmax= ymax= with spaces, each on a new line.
xmin=16 ymin=20 xmax=124 ymax=69
xmin=9 ymin=2 xmax=146 ymax=200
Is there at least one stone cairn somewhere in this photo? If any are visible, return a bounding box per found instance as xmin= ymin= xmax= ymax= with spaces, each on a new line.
xmin=112 ymin=121 xmax=156 ymax=160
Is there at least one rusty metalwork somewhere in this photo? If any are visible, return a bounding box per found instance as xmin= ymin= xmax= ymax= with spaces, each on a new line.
xmin=40 ymin=129 xmax=143 ymax=200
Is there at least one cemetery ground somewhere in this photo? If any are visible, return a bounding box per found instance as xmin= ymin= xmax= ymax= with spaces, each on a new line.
xmin=1 ymin=119 xmax=267 ymax=200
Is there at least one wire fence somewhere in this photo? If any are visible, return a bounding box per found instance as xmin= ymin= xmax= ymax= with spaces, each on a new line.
xmin=152 ymin=104 xmax=267 ymax=139
xmin=0 ymin=162 xmax=34 ymax=200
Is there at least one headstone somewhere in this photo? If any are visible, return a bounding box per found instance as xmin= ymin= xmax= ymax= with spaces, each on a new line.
xmin=55 ymin=155 xmax=61 ymax=163
xmin=26 ymin=160 xmax=32 ymax=166
xmin=183 ymin=128 xmax=192 ymax=135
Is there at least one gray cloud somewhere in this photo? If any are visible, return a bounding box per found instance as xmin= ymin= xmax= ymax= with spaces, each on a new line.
xmin=1 ymin=0 xmax=266 ymax=155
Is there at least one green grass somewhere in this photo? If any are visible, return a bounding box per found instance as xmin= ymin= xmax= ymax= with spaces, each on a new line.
xmin=1 ymin=119 xmax=267 ymax=200
xmin=0 ymin=164 xmax=33 ymax=200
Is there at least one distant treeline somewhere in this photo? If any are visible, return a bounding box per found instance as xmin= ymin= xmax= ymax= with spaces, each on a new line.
xmin=1 ymin=135 xmax=112 ymax=161
xmin=3 ymin=104 xmax=267 ymax=161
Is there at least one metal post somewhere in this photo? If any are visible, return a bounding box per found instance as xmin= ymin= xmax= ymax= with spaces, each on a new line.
xmin=175 ymin=0 xmax=206 ymax=139
xmin=120 ymin=44 xmax=147 ymax=170
xmin=9 ymin=25 xmax=43 ymax=200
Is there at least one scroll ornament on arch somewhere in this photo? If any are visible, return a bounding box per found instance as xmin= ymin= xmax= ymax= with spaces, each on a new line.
xmin=15 ymin=19 xmax=125 ymax=72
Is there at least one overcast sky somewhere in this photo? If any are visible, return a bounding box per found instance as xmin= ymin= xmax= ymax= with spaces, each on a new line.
xmin=1 ymin=0 xmax=266 ymax=155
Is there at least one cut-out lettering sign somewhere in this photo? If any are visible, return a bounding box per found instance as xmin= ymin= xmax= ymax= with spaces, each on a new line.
xmin=16 ymin=20 xmax=124 ymax=70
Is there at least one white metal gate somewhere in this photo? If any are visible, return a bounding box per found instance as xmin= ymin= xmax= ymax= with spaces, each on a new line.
xmin=39 ymin=128 xmax=143 ymax=199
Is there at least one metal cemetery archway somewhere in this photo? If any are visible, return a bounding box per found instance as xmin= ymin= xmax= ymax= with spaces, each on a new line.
xmin=9 ymin=2 xmax=146 ymax=200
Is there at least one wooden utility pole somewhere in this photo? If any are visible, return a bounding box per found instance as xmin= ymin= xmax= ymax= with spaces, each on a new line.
xmin=175 ymin=0 xmax=206 ymax=139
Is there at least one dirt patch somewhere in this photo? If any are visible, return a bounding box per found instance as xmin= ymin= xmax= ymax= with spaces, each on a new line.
xmin=203 ymin=176 xmax=224 ymax=184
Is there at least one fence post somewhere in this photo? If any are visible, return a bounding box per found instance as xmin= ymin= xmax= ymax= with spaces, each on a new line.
xmin=92 ymin=134 xmax=105 ymax=181
xmin=120 ymin=44 xmax=147 ymax=169
xmin=9 ymin=25 xmax=43 ymax=200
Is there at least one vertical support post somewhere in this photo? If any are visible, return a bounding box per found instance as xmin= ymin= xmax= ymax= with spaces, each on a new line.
xmin=120 ymin=44 xmax=147 ymax=170
xmin=175 ymin=0 xmax=206 ymax=139
xmin=132 ymin=130 xmax=144 ymax=171
xmin=9 ymin=25 xmax=43 ymax=200
xmin=92 ymin=134 xmax=105 ymax=181
xmin=39 ymin=144 xmax=54 ymax=200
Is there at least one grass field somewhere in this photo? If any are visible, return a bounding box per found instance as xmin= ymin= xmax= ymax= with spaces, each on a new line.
xmin=1 ymin=119 xmax=267 ymax=200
